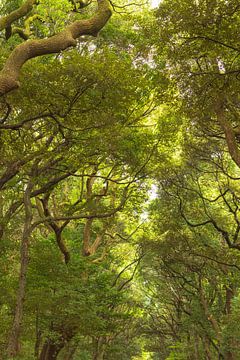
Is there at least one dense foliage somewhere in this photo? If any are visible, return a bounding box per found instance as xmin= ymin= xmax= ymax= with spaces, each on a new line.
xmin=1 ymin=0 xmax=240 ymax=359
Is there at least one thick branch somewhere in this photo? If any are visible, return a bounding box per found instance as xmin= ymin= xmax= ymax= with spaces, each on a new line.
xmin=82 ymin=170 xmax=109 ymax=256
xmin=83 ymin=218 xmax=94 ymax=256
xmin=0 ymin=0 xmax=112 ymax=96
xmin=82 ymin=219 xmax=105 ymax=256
xmin=216 ymin=101 xmax=240 ymax=168
xmin=0 ymin=0 xmax=36 ymax=32
xmin=33 ymin=190 xmax=128 ymax=227
xmin=198 ymin=277 xmax=221 ymax=343
xmin=41 ymin=195 xmax=70 ymax=264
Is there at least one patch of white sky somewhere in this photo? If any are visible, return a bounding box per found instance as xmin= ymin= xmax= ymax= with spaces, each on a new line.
xmin=151 ymin=0 xmax=162 ymax=8
xmin=137 ymin=0 xmax=162 ymax=217
xmin=140 ymin=184 xmax=158 ymax=221
xmin=149 ymin=184 xmax=158 ymax=200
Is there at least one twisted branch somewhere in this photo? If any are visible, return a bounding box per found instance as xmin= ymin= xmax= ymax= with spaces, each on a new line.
xmin=0 ymin=0 xmax=112 ymax=96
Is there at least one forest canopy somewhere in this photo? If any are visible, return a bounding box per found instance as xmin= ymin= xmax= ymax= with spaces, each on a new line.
xmin=1 ymin=0 xmax=240 ymax=359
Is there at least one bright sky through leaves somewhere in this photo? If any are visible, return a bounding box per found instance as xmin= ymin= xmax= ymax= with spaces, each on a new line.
xmin=151 ymin=0 xmax=161 ymax=8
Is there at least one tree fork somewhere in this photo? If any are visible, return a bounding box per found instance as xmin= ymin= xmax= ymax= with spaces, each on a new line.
xmin=0 ymin=0 xmax=112 ymax=96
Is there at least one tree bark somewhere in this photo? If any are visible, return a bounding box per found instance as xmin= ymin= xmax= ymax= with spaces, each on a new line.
xmin=40 ymin=195 xmax=70 ymax=263
xmin=0 ymin=0 xmax=112 ymax=96
xmin=6 ymin=181 xmax=33 ymax=357
xmin=202 ymin=336 xmax=212 ymax=360
xmin=34 ymin=307 xmax=42 ymax=359
xmin=224 ymin=286 xmax=235 ymax=360
xmin=215 ymin=100 xmax=240 ymax=168
xmin=39 ymin=340 xmax=65 ymax=360
xmin=39 ymin=326 xmax=75 ymax=360
xmin=0 ymin=0 xmax=36 ymax=31
xmin=225 ymin=285 xmax=234 ymax=316
xmin=93 ymin=337 xmax=105 ymax=360
xmin=62 ymin=343 xmax=77 ymax=360
xmin=193 ymin=332 xmax=200 ymax=360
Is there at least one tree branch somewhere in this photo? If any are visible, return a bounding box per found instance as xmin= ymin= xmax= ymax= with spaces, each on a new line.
xmin=0 ymin=0 xmax=36 ymax=32
xmin=215 ymin=99 xmax=240 ymax=168
xmin=0 ymin=0 xmax=112 ymax=96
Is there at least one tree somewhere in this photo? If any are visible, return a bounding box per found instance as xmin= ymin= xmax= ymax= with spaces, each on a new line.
xmin=0 ymin=3 xmax=158 ymax=357
xmin=3 ymin=0 xmax=240 ymax=359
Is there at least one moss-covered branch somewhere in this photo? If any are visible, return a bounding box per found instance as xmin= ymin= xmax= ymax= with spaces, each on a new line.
xmin=0 ymin=0 xmax=36 ymax=31
xmin=0 ymin=0 xmax=112 ymax=96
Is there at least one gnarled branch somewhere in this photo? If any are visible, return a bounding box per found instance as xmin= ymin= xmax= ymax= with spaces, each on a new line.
xmin=215 ymin=99 xmax=240 ymax=168
xmin=40 ymin=194 xmax=70 ymax=264
xmin=0 ymin=0 xmax=36 ymax=32
xmin=0 ymin=0 xmax=112 ymax=96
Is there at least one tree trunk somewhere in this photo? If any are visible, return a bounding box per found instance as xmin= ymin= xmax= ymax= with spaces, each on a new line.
xmin=225 ymin=352 xmax=234 ymax=360
xmin=215 ymin=100 xmax=240 ymax=169
xmin=224 ymin=286 xmax=235 ymax=360
xmin=35 ymin=307 xmax=42 ymax=358
xmin=193 ymin=333 xmax=200 ymax=360
xmin=6 ymin=181 xmax=33 ymax=357
xmin=201 ymin=336 xmax=212 ymax=360
xmin=225 ymin=286 xmax=234 ymax=316
xmin=93 ymin=337 xmax=105 ymax=360
xmin=39 ymin=328 xmax=75 ymax=360
xmin=39 ymin=340 xmax=65 ymax=360
xmin=63 ymin=344 xmax=77 ymax=360
xmin=93 ymin=351 xmax=104 ymax=360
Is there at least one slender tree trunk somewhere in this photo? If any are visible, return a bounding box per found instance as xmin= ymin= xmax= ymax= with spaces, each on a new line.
xmin=93 ymin=337 xmax=105 ymax=360
xmin=6 ymin=181 xmax=33 ymax=357
xmin=35 ymin=307 xmax=42 ymax=358
xmin=0 ymin=192 xmax=4 ymax=239
xmin=225 ymin=286 xmax=235 ymax=360
xmin=225 ymin=286 xmax=234 ymax=315
xmin=202 ymin=337 xmax=212 ymax=360
xmin=193 ymin=332 xmax=200 ymax=360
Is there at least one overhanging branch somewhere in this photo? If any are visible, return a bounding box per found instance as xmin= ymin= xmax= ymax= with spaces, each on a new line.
xmin=0 ymin=0 xmax=112 ymax=96
xmin=0 ymin=0 xmax=36 ymax=32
